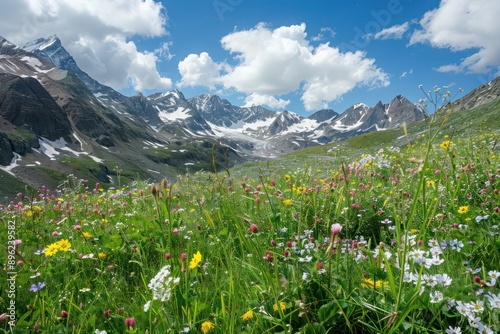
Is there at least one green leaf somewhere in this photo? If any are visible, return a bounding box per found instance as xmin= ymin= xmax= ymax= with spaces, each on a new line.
xmin=318 ymin=300 xmax=339 ymax=324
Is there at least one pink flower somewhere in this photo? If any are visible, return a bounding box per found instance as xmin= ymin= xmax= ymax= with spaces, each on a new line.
xmin=249 ymin=223 xmax=258 ymax=233
xmin=73 ymin=225 xmax=82 ymax=230
xmin=125 ymin=317 xmax=135 ymax=328
xmin=330 ymin=223 xmax=342 ymax=236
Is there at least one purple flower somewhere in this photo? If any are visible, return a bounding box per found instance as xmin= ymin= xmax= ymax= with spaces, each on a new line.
xmin=30 ymin=282 xmax=45 ymax=292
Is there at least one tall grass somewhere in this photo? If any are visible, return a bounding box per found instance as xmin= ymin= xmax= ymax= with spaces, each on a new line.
xmin=1 ymin=95 xmax=499 ymax=333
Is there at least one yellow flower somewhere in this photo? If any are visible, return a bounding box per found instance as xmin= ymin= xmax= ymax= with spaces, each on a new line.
xmin=98 ymin=252 xmax=106 ymax=260
xmin=241 ymin=308 xmax=254 ymax=321
xmin=201 ymin=321 xmax=214 ymax=334
xmin=189 ymin=251 xmax=202 ymax=269
xmin=56 ymin=239 xmax=71 ymax=252
xmin=81 ymin=232 xmax=92 ymax=239
xmin=361 ymin=278 xmax=389 ymax=289
xmin=45 ymin=243 xmax=60 ymax=256
xmin=458 ymin=206 xmax=469 ymax=214
xmin=282 ymin=199 xmax=292 ymax=206
xmin=439 ymin=140 xmax=451 ymax=150
xmin=284 ymin=175 xmax=291 ymax=182
xmin=273 ymin=301 xmax=286 ymax=312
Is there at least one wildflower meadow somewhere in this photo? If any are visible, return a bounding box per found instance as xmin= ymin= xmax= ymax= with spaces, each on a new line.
xmin=1 ymin=94 xmax=500 ymax=333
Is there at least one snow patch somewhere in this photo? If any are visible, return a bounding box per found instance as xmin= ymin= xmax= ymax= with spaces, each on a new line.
xmin=0 ymin=153 xmax=21 ymax=175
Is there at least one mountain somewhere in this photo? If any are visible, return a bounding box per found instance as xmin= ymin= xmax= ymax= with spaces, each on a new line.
xmin=0 ymin=35 xmax=440 ymax=196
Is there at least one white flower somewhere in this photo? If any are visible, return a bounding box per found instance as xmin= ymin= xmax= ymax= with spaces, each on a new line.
xmin=298 ymin=255 xmax=313 ymax=262
xmin=148 ymin=265 xmax=180 ymax=302
xmin=469 ymin=300 xmax=484 ymax=313
xmin=144 ymin=300 xmax=151 ymax=312
xmin=445 ymin=326 xmax=461 ymax=334
xmin=486 ymin=292 xmax=500 ymax=309
xmin=435 ymin=273 xmax=452 ymax=286
xmin=423 ymin=274 xmax=438 ymax=287
xmin=456 ymin=301 xmax=473 ymax=318
xmin=476 ymin=323 xmax=494 ymax=334
xmin=488 ymin=270 xmax=500 ymax=280
xmin=95 ymin=330 xmax=108 ymax=334
xmin=302 ymin=272 xmax=309 ymax=280
xmin=429 ymin=291 xmax=443 ymax=303
xmin=467 ymin=316 xmax=482 ymax=328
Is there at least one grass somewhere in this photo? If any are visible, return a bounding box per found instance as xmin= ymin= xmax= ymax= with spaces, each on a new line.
xmin=1 ymin=91 xmax=499 ymax=333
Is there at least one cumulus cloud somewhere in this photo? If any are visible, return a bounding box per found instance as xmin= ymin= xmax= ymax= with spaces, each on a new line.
xmin=243 ymin=93 xmax=290 ymax=109
xmin=409 ymin=0 xmax=500 ymax=74
xmin=178 ymin=23 xmax=389 ymax=111
xmin=0 ymin=0 xmax=172 ymax=91
xmin=178 ymin=52 xmax=222 ymax=90
xmin=368 ymin=22 xmax=409 ymax=40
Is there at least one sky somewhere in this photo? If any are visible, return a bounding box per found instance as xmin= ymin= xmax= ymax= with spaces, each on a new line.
xmin=1 ymin=0 xmax=499 ymax=116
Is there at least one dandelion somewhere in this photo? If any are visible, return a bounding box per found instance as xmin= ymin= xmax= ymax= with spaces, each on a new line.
xmin=361 ymin=278 xmax=389 ymax=289
xmin=201 ymin=321 xmax=214 ymax=333
xmin=241 ymin=308 xmax=254 ymax=321
xmin=98 ymin=253 xmax=106 ymax=260
xmin=439 ymin=140 xmax=452 ymax=150
xmin=189 ymin=251 xmax=202 ymax=269
xmin=273 ymin=301 xmax=286 ymax=312
xmin=81 ymin=232 xmax=92 ymax=238
xmin=457 ymin=206 xmax=469 ymax=214
xmin=282 ymin=199 xmax=292 ymax=206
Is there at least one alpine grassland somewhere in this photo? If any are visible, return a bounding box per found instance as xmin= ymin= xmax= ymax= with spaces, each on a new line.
xmin=1 ymin=87 xmax=499 ymax=333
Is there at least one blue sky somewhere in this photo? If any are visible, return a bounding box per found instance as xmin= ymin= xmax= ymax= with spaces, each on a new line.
xmin=1 ymin=0 xmax=499 ymax=116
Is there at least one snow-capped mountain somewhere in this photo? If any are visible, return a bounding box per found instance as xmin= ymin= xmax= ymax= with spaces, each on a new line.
xmin=0 ymin=35 xmax=431 ymax=191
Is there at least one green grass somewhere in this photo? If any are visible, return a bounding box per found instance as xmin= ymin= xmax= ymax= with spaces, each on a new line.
xmin=1 ymin=90 xmax=499 ymax=333
xmin=1 ymin=107 xmax=499 ymax=333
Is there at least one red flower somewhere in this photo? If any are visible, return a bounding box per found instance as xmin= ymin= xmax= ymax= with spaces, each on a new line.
xmin=125 ymin=317 xmax=135 ymax=328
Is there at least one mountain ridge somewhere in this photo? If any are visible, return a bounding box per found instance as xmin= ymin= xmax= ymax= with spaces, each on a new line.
xmin=2 ymin=34 xmax=495 ymax=196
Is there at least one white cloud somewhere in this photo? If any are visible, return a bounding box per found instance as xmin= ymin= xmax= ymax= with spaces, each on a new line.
xmin=177 ymin=52 xmax=222 ymax=90
xmin=370 ymin=22 xmax=409 ymax=40
xmin=178 ymin=23 xmax=389 ymax=111
xmin=410 ymin=0 xmax=500 ymax=74
xmin=243 ymin=93 xmax=290 ymax=109
xmin=0 ymin=0 xmax=172 ymax=92
xmin=400 ymin=68 xmax=413 ymax=78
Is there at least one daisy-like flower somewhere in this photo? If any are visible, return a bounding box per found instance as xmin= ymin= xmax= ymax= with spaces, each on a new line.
xmin=486 ymin=292 xmax=500 ymax=309
xmin=439 ymin=140 xmax=451 ymax=150
xmin=457 ymin=206 xmax=469 ymax=214
xmin=469 ymin=300 xmax=484 ymax=313
xmin=44 ymin=243 xmax=59 ymax=256
xmin=445 ymin=326 xmax=461 ymax=334
xmin=241 ymin=308 xmax=254 ymax=321
xmin=189 ymin=251 xmax=202 ymax=269
xmin=201 ymin=321 xmax=214 ymax=334
xmin=56 ymin=239 xmax=71 ymax=252
xmin=429 ymin=291 xmax=443 ymax=303
xmin=79 ymin=287 xmax=90 ymax=292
